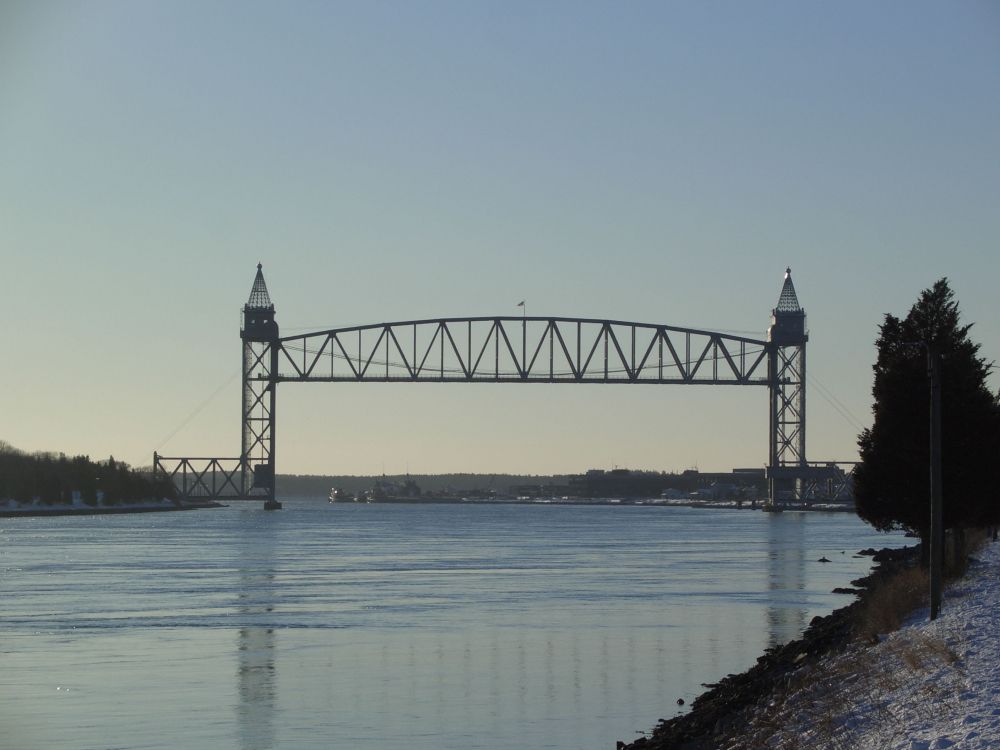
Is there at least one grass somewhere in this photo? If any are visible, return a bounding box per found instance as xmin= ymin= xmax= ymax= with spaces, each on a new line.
xmin=855 ymin=565 xmax=929 ymax=640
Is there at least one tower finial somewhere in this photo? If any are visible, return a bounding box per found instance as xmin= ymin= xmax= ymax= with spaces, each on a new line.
xmin=768 ymin=268 xmax=807 ymax=345
xmin=775 ymin=267 xmax=801 ymax=313
xmin=246 ymin=263 xmax=273 ymax=310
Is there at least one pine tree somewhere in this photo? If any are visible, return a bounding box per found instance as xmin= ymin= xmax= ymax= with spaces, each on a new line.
xmin=854 ymin=279 xmax=1000 ymax=538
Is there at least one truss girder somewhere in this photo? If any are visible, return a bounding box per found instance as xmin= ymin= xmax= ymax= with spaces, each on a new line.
xmin=798 ymin=465 xmax=856 ymax=503
xmin=272 ymin=317 xmax=771 ymax=386
xmin=153 ymin=454 xmax=245 ymax=500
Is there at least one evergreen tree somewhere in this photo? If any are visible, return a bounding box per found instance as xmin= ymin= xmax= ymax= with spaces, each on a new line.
xmin=855 ymin=279 xmax=1000 ymax=538
xmin=0 ymin=443 xmax=177 ymax=503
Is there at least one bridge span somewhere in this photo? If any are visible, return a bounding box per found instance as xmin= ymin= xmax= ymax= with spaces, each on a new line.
xmin=274 ymin=316 xmax=769 ymax=385
xmin=155 ymin=265 xmax=823 ymax=507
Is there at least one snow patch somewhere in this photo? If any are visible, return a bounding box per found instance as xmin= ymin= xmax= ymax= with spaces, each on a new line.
xmin=747 ymin=540 xmax=1000 ymax=749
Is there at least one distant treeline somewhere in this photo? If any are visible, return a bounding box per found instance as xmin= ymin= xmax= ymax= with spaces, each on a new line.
xmin=277 ymin=472 xmax=579 ymax=497
xmin=276 ymin=469 xmax=732 ymax=498
xmin=0 ymin=442 xmax=176 ymax=503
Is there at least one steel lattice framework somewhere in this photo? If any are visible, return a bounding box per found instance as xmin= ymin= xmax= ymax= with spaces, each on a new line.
xmin=151 ymin=456 xmax=243 ymax=499
xmin=154 ymin=265 xmax=812 ymax=506
xmin=274 ymin=318 xmax=770 ymax=385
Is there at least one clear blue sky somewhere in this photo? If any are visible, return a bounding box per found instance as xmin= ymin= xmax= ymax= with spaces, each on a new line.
xmin=2 ymin=1 xmax=998 ymax=475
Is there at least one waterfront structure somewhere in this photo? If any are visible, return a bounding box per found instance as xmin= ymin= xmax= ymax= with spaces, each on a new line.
xmin=154 ymin=266 xmax=849 ymax=507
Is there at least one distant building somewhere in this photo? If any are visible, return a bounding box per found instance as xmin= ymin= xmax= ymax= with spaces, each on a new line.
xmin=567 ymin=467 xmax=768 ymax=500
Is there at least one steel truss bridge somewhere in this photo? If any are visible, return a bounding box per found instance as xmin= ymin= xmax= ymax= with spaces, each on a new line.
xmin=155 ymin=265 xmax=851 ymax=507
xmin=276 ymin=317 xmax=770 ymax=385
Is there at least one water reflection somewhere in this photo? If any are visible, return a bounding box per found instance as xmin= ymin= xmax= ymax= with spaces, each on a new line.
xmin=1 ymin=501 xmax=904 ymax=750
xmin=289 ymin=624 xmax=669 ymax=749
xmin=236 ymin=522 xmax=277 ymax=750
xmin=766 ymin=513 xmax=808 ymax=647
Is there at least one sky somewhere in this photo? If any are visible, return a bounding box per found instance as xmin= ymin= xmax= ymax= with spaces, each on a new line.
xmin=2 ymin=1 xmax=998 ymax=476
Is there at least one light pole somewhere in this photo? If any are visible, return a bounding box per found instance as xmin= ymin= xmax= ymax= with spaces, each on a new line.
xmin=903 ymin=341 xmax=943 ymax=620
xmin=518 ymin=300 xmax=526 ymax=376
xmin=928 ymin=346 xmax=943 ymax=621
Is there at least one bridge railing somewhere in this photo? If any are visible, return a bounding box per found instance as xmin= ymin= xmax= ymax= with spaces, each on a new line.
xmin=272 ymin=317 xmax=771 ymax=386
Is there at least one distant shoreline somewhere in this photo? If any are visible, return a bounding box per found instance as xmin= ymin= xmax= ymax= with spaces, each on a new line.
xmin=0 ymin=500 xmax=225 ymax=518
xmin=332 ymin=496 xmax=856 ymax=512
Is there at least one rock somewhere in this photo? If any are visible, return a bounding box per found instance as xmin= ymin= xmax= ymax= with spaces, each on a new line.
xmin=873 ymin=547 xmax=912 ymax=562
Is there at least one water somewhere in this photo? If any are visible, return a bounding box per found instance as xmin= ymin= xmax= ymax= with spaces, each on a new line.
xmin=0 ymin=501 xmax=904 ymax=749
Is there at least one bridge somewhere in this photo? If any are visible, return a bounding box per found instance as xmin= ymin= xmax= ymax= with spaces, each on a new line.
xmin=154 ymin=265 xmax=846 ymax=507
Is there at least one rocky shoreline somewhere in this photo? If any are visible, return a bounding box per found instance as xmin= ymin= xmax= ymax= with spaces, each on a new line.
xmin=620 ymin=545 xmax=919 ymax=750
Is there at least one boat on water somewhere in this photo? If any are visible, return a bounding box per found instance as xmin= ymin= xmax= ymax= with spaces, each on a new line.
xmin=328 ymin=487 xmax=355 ymax=503
xmin=263 ymin=499 xmax=282 ymax=510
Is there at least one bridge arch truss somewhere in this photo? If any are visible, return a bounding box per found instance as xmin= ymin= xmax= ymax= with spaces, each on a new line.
xmin=274 ymin=317 xmax=770 ymax=385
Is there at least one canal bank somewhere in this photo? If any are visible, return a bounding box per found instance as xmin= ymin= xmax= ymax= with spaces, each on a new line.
xmin=0 ymin=498 xmax=223 ymax=517
xmin=622 ymin=537 xmax=1000 ymax=749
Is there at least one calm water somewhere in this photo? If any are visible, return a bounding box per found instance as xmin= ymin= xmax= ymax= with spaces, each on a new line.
xmin=0 ymin=501 xmax=903 ymax=750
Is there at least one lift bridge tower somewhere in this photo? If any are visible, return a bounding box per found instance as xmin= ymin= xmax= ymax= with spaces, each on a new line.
xmin=241 ymin=263 xmax=279 ymax=502
xmin=766 ymin=268 xmax=809 ymax=504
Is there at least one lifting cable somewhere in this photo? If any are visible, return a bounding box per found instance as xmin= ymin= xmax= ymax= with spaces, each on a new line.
xmin=153 ymin=369 xmax=241 ymax=452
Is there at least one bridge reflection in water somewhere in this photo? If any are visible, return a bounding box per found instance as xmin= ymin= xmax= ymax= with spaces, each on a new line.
xmin=222 ymin=512 xmax=852 ymax=748
xmin=766 ymin=512 xmax=809 ymax=649
xmin=236 ymin=527 xmax=277 ymax=750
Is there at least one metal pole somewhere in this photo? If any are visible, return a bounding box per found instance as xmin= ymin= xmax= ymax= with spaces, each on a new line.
xmin=241 ymin=337 xmax=251 ymax=498
xmin=767 ymin=346 xmax=778 ymax=507
xmin=522 ymin=305 xmax=526 ymax=378
xmin=268 ymin=344 xmax=279 ymax=503
xmin=929 ymin=348 xmax=943 ymax=620
xmin=799 ymin=343 xmax=807 ymax=466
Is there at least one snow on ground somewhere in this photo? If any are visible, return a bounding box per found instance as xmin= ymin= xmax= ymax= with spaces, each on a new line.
xmin=739 ymin=538 xmax=1000 ymax=750
xmin=859 ymin=543 xmax=1000 ymax=750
